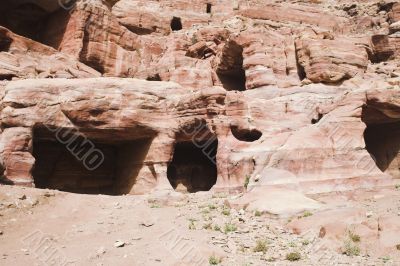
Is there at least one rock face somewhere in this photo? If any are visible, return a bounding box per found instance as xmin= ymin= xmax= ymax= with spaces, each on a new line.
xmin=295 ymin=36 xmax=369 ymax=83
xmin=43 ymin=0 xmax=141 ymax=77
xmin=0 ymin=0 xmax=399 ymax=195
xmin=0 ymin=27 xmax=100 ymax=79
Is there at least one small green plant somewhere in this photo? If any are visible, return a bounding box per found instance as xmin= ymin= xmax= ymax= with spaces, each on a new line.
xmin=244 ymin=175 xmax=250 ymax=189
xmin=202 ymin=214 xmax=212 ymax=221
xmin=396 ymin=184 xmax=400 ymax=190
xmin=221 ymin=208 xmax=230 ymax=216
xmin=223 ymin=223 xmax=237 ymax=234
xmin=189 ymin=221 xmax=196 ymax=230
xmin=286 ymin=252 xmax=301 ymax=261
xmin=150 ymin=204 xmax=160 ymax=208
xmin=253 ymin=239 xmax=268 ymax=253
xmin=255 ymin=210 xmax=262 ymax=217
xmin=202 ymin=208 xmax=210 ymax=214
xmin=302 ymin=211 xmax=313 ymax=218
xmin=301 ymin=239 xmax=310 ymax=246
xmin=288 ymin=241 xmax=296 ymax=247
xmin=191 ymin=35 xmax=198 ymax=45
xmin=209 ymin=255 xmax=221 ymax=265
xmin=381 ymin=256 xmax=391 ymax=263
xmin=343 ymin=240 xmax=360 ymax=256
xmin=213 ymin=225 xmax=221 ymax=232
xmin=203 ymin=223 xmax=212 ymax=230
xmin=208 ymin=204 xmax=217 ymax=210
xmin=349 ymin=231 xmax=361 ymax=243
xmin=266 ymin=257 xmax=276 ymax=262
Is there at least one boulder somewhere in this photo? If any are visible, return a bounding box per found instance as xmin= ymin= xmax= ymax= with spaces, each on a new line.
xmin=295 ymin=36 xmax=369 ymax=83
xmin=227 ymin=187 xmax=322 ymax=217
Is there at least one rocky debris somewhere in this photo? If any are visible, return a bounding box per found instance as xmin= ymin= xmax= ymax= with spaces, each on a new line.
xmin=186 ymin=41 xmax=216 ymax=59
xmin=0 ymin=0 xmax=399 ymax=232
xmin=113 ymin=240 xmax=125 ymax=248
xmin=389 ymin=21 xmax=400 ymax=34
xmin=2 ymin=185 xmax=400 ymax=264
xmin=227 ymin=187 xmax=322 ymax=217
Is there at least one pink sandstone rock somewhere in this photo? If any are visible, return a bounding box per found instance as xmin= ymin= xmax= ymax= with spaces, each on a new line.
xmin=389 ymin=2 xmax=400 ymax=23
xmin=295 ymin=36 xmax=370 ymax=83
xmin=43 ymin=0 xmax=141 ymax=77
xmin=238 ymin=3 xmax=349 ymax=32
xmin=0 ymin=0 xmax=399 ymax=197
xmin=0 ymin=26 xmax=100 ymax=79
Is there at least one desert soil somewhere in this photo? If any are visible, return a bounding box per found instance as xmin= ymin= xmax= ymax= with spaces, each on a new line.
xmin=1 ymin=185 xmax=400 ymax=266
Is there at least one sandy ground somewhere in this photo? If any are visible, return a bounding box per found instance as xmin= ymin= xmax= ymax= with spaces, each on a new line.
xmin=1 ymin=185 xmax=400 ymax=266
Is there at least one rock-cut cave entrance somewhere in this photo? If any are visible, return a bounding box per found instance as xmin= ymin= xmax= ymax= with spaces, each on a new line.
xmin=362 ymin=105 xmax=400 ymax=178
xmin=0 ymin=1 xmax=69 ymax=47
xmin=216 ymin=40 xmax=246 ymax=91
xmin=167 ymin=137 xmax=218 ymax=193
xmin=32 ymin=127 xmax=154 ymax=195
xmin=171 ymin=17 xmax=182 ymax=31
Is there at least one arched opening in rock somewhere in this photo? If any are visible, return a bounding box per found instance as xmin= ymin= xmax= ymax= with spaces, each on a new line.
xmin=231 ymin=126 xmax=262 ymax=142
xmin=146 ymin=74 xmax=162 ymax=81
xmin=206 ymin=3 xmax=212 ymax=13
xmin=0 ymin=2 xmax=68 ymax=46
xmin=215 ymin=41 xmax=246 ymax=91
xmin=32 ymin=127 xmax=154 ymax=195
xmin=167 ymin=120 xmax=218 ymax=193
xmin=0 ymin=31 xmax=12 ymax=51
xmin=362 ymin=105 xmax=400 ymax=178
xmin=170 ymin=17 xmax=182 ymax=31
xmin=167 ymin=140 xmax=218 ymax=193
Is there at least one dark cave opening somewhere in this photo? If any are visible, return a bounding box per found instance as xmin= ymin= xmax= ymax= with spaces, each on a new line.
xmin=32 ymin=128 xmax=153 ymax=195
xmin=216 ymin=41 xmax=246 ymax=91
xmin=206 ymin=3 xmax=212 ymax=13
xmin=0 ymin=30 xmax=12 ymax=51
xmin=362 ymin=105 xmax=400 ymax=178
xmin=167 ymin=140 xmax=218 ymax=193
xmin=311 ymin=113 xmax=324 ymax=124
xmin=0 ymin=2 xmax=69 ymax=47
xmin=146 ymin=73 xmax=162 ymax=81
xmin=231 ymin=126 xmax=262 ymax=142
xmin=171 ymin=17 xmax=182 ymax=31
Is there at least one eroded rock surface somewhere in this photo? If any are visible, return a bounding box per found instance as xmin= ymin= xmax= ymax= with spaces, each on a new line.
xmin=0 ymin=0 xmax=399 ymax=197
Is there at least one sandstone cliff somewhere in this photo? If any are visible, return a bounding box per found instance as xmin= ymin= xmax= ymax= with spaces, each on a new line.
xmin=0 ymin=0 xmax=399 ymax=196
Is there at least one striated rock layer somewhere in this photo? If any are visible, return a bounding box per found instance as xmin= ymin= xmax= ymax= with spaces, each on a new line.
xmin=0 ymin=0 xmax=399 ymax=195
